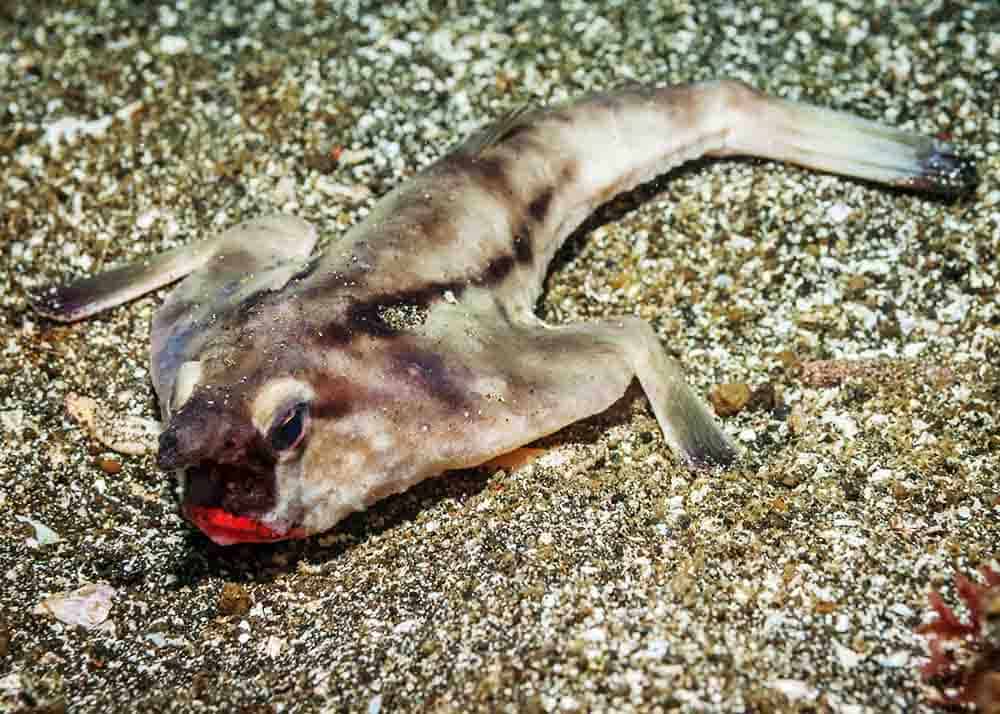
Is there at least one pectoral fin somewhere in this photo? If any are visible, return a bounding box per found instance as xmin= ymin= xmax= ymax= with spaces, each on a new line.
xmin=31 ymin=239 xmax=217 ymax=323
xmin=32 ymin=214 xmax=320 ymax=414
xmin=148 ymin=215 xmax=319 ymax=409
xmin=426 ymin=310 xmax=737 ymax=470
xmin=31 ymin=214 xmax=319 ymax=322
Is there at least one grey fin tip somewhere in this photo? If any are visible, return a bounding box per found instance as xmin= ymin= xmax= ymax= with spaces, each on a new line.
xmin=28 ymin=283 xmax=87 ymax=322
xmin=904 ymin=144 xmax=978 ymax=196
xmin=683 ymin=430 xmax=739 ymax=470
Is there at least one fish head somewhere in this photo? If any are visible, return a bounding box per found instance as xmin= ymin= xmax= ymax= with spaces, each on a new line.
xmin=157 ymin=360 xmax=316 ymax=545
xmin=156 ymin=336 xmax=443 ymax=546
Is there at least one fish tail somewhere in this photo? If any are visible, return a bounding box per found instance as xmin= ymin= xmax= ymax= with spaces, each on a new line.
xmin=712 ymin=80 xmax=977 ymax=196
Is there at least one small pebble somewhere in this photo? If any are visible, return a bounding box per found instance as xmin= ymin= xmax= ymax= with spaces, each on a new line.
xmin=787 ymin=406 xmax=808 ymax=435
xmin=218 ymin=583 xmax=252 ymax=617
xmin=747 ymin=383 xmax=780 ymax=412
xmin=709 ymin=383 xmax=752 ymax=417
xmin=0 ymin=620 xmax=10 ymax=657
xmin=781 ymin=471 xmax=803 ymax=488
xmin=97 ymin=457 xmax=122 ymax=474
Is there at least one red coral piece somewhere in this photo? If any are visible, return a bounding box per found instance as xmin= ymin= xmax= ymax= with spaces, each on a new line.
xmin=958 ymin=575 xmax=989 ymax=631
xmin=982 ymin=566 xmax=1000 ymax=589
xmin=920 ymin=635 xmax=958 ymax=681
xmin=918 ymin=564 xmax=1000 ymax=711
xmin=919 ymin=589 xmax=977 ymax=639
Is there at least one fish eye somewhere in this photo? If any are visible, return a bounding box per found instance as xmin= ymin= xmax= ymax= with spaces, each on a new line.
xmin=269 ymin=403 xmax=309 ymax=452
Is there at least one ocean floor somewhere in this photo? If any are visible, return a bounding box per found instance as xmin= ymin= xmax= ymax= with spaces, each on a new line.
xmin=2 ymin=1 xmax=999 ymax=712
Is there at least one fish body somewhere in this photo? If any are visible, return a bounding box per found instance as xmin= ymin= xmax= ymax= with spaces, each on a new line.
xmin=33 ymin=80 xmax=976 ymax=545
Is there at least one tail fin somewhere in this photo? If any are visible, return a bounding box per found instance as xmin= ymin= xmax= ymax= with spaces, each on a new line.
xmin=715 ymin=81 xmax=977 ymax=196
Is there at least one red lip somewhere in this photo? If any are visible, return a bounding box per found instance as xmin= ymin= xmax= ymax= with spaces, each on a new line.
xmin=185 ymin=505 xmax=306 ymax=546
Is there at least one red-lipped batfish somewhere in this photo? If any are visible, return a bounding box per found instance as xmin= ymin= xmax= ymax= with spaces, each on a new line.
xmin=33 ymin=81 xmax=976 ymax=545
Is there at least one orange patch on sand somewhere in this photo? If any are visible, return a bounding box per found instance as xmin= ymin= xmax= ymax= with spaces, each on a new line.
xmin=482 ymin=447 xmax=548 ymax=472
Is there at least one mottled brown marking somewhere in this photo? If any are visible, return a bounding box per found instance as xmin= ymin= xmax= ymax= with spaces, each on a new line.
xmin=322 ymin=278 xmax=467 ymax=344
xmin=297 ymin=265 xmax=370 ymax=305
xmin=560 ymin=160 xmax=579 ymax=184
xmin=528 ymin=187 xmax=553 ymax=223
xmin=390 ymin=345 xmax=469 ymax=410
xmin=511 ymin=185 xmax=557 ymax=267
xmin=475 ymin=253 xmax=516 ymax=286
xmin=310 ymin=399 xmax=353 ymax=420
xmin=310 ymin=374 xmax=360 ymax=420
xmin=159 ymin=390 xmax=271 ymax=471
xmin=314 ymin=322 xmax=353 ymax=347
xmin=513 ymin=230 xmax=534 ymax=264
xmin=461 ymin=153 xmax=518 ymax=208
xmin=380 ymin=188 xmax=461 ymax=253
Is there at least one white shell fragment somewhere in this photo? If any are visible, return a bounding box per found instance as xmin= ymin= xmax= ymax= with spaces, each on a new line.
xmin=158 ymin=35 xmax=189 ymax=55
xmin=15 ymin=515 xmax=63 ymax=547
xmin=35 ymin=583 xmax=117 ymax=630
xmin=833 ymin=640 xmax=864 ymax=670
xmin=315 ymin=177 xmax=372 ymax=203
xmin=65 ymin=393 xmax=160 ymax=456
xmin=767 ymin=678 xmax=819 ymax=702
xmin=42 ymin=103 xmax=144 ymax=149
xmin=263 ymin=635 xmax=285 ymax=658
xmin=43 ymin=116 xmax=113 ymax=147
xmin=0 ymin=409 xmax=25 ymax=433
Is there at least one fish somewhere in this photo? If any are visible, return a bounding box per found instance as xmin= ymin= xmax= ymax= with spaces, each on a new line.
xmin=31 ymin=80 xmax=977 ymax=546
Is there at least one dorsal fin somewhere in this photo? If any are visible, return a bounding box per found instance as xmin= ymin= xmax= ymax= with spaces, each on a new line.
xmin=454 ymin=103 xmax=537 ymax=155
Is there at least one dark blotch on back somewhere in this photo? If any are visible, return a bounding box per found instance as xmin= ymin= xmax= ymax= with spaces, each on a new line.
xmin=510 ymin=186 xmax=555 ymax=266
xmin=315 ymin=322 xmax=354 ymax=347
xmin=475 ymin=254 xmax=516 ymax=286
xmin=315 ymin=133 xmax=582 ymax=346
xmin=346 ymin=300 xmax=401 ymax=339
xmin=321 ymin=279 xmax=467 ymax=345
xmin=513 ymin=231 xmax=534 ymax=264
xmin=451 ymin=153 xmax=515 ymax=203
xmin=391 ymin=345 xmax=468 ymax=410
xmin=528 ymin=187 xmax=553 ymax=223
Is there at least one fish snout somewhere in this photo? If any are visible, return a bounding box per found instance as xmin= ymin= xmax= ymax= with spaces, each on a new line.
xmin=156 ymin=408 xmax=232 ymax=470
xmin=156 ymin=411 xmax=221 ymax=470
xmin=157 ymin=406 xmax=274 ymax=474
xmin=157 ymin=427 xmax=186 ymax=470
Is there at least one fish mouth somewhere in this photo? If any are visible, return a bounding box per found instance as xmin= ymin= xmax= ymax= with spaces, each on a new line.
xmin=181 ymin=463 xmax=306 ymax=545
xmin=183 ymin=504 xmax=305 ymax=546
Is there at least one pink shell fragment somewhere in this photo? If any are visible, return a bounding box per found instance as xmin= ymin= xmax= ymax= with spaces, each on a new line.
xmin=36 ymin=583 xmax=116 ymax=630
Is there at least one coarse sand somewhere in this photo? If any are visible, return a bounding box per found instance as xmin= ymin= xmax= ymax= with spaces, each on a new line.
xmin=1 ymin=1 xmax=998 ymax=712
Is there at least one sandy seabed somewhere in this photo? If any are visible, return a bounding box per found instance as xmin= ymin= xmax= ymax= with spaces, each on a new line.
xmin=1 ymin=1 xmax=998 ymax=712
